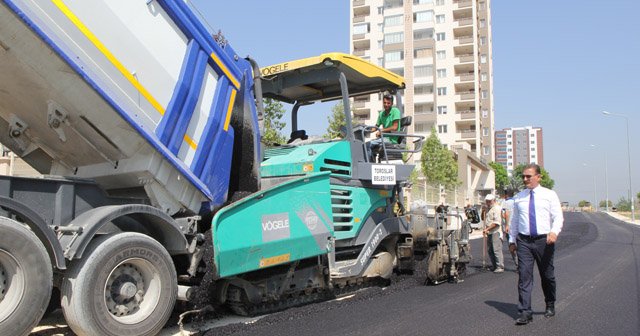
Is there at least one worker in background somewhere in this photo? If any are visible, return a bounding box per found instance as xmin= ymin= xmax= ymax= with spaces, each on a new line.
xmin=483 ymin=194 xmax=504 ymax=273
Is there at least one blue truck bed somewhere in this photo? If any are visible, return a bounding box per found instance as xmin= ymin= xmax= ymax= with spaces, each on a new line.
xmin=0 ymin=0 xmax=260 ymax=214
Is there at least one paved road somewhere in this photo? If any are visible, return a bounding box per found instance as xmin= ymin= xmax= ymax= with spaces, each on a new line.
xmin=203 ymin=212 xmax=640 ymax=336
xmin=32 ymin=212 xmax=640 ymax=335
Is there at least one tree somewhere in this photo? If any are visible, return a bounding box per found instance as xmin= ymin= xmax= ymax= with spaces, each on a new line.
xmin=513 ymin=164 xmax=555 ymax=189
xmin=325 ymin=102 xmax=347 ymax=139
xmin=262 ymin=98 xmax=287 ymax=145
xmin=489 ymin=162 xmax=508 ymax=194
xmin=420 ymin=127 xmax=459 ymax=189
xmin=616 ymin=197 xmax=631 ymax=212
xmin=599 ymin=200 xmax=613 ymax=208
xmin=578 ymin=200 xmax=591 ymax=207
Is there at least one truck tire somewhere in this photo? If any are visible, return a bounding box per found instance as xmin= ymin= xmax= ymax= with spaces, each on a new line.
xmin=61 ymin=232 xmax=177 ymax=336
xmin=0 ymin=217 xmax=53 ymax=336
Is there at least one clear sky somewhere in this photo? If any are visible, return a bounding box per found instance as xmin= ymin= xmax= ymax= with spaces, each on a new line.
xmin=191 ymin=0 xmax=639 ymax=206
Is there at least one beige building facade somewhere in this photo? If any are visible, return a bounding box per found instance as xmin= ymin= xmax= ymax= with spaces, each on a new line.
xmin=350 ymin=0 xmax=495 ymax=202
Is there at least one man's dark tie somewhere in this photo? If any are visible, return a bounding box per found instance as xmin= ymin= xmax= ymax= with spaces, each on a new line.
xmin=529 ymin=190 xmax=537 ymax=236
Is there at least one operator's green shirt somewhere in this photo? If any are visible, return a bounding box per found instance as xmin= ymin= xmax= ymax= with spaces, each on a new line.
xmin=376 ymin=106 xmax=401 ymax=144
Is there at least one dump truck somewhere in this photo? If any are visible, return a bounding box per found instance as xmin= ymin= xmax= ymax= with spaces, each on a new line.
xmin=0 ymin=1 xmax=472 ymax=335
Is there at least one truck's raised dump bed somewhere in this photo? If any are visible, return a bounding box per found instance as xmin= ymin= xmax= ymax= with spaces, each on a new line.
xmin=0 ymin=0 xmax=260 ymax=215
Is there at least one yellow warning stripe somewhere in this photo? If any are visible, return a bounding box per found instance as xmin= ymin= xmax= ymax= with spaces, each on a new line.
xmin=52 ymin=0 xmax=166 ymax=116
xmin=223 ymin=89 xmax=237 ymax=131
xmin=183 ymin=135 xmax=197 ymax=150
xmin=210 ymin=52 xmax=240 ymax=89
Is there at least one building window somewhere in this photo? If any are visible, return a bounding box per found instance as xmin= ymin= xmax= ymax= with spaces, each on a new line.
xmin=480 ymin=19 xmax=486 ymax=28
xmin=414 ymin=11 xmax=434 ymax=23
xmin=384 ymin=0 xmax=403 ymax=9
xmin=414 ymin=84 xmax=433 ymax=95
xmin=414 ymin=28 xmax=434 ymax=40
xmin=531 ymin=140 xmax=535 ymax=144
xmin=480 ymin=36 xmax=487 ymax=45
xmin=480 ymin=54 xmax=487 ymax=63
xmin=415 ymin=65 xmax=433 ymax=77
xmin=384 ymin=32 xmax=404 ymax=44
xmin=531 ymin=133 xmax=535 ymax=137
xmin=482 ymin=127 xmax=489 ymax=136
xmin=436 ymin=32 xmax=446 ymax=41
xmin=414 ymin=0 xmax=433 ymax=4
xmin=415 ymin=122 xmax=432 ymax=133
xmin=378 ymin=40 xmax=384 ymax=49
xmin=353 ymin=23 xmax=370 ymax=35
xmin=437 ymin=87 xmax=447 ymax=95
xmin=483 ymin=146 xmax=490 ymax=155
xmin=508 ymin=155 xmax=512 ymax=159
xmin=481 ymin=72 xmax=487 ymax=81
xmin=436 ymin=0 xmax=445 ymax=5
xmin=414 ymin=47 xmax=431 ymax=58
xmin=507 ymin=134 xmax=512 ymax=138
xmin=508 ymin=148 xmax=512 ymax=152
xmin=378 ymin=6 xmax=384 ymax=14
xmin=437 ymin=105 xmax=447 ymax=114
xmin=384 ymin=14 xmax=403 ymax=27
xmin=436 ymin=50 xmax=446 ymax=59
xmin=481 ymin=90 xmax=488 ymax=99
xmin=436 ymin=14 xmax=445 ymax=23
xmin=482 ymin=109 xmax=488 ymax=118
xmin=377 ymin=58 xmax=384 ymax=66
xmin=531 ymin=155 xmax=536 ymax=159
xmin=507 ymin=141 xmax=512 ymax=145
xmin=436 ymin=68 xmax=447 ymax=78
xmin=384 ymin=50 xmax=404 ymax=62
xmin=438 ymin=125 xmax=447 ymax=133
xmin=531 ymin=147 xmax=536 ymax=152
xmin=479 ymin=1 xmax=486 ymax=10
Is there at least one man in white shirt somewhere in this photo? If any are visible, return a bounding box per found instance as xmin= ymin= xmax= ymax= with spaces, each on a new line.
xmin=509 ymin=164 xmax=563 ymax=325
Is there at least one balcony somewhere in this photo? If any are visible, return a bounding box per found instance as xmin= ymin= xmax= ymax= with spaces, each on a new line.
xmin=454 ymin=17 xmax=473 ymax=27
xmin=456 ymin=54 xmax=474 ymax=63
xmin=353 ymin=15 xmax=367 ymax=23
xmin=353 ymin=100 xmax=367 ymax=108
xmin=457 ymin=110 xmax=476 ymax=120
xmin=353 ymin=0 xmax=366 ymax=7
xmin=458 ymin=129 xmax=476 ymax=139
xmin=353 ymin=49 xmax=367 ymax=56
xmin=455 ymin=35 xmax=474 ymax=45
xmin=453 ymin=0 xmax=472 ymax=9
xmin=456 ymin=72 xmax=474 ymax=82
xmin=457 ymin=91 xmax=475 ymax=100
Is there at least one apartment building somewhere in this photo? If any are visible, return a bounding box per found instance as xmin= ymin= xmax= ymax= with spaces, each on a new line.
xmin=350 ymin=0 xmax=494 ymax=162
xmin=494 ymin=126 xmax=544 ymax=175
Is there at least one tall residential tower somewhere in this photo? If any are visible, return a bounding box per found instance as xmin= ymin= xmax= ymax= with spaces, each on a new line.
xmin=350 ymin=0 xmax=494 ymax=162
xmin=494 ymin=126 xmax=544 ymax=176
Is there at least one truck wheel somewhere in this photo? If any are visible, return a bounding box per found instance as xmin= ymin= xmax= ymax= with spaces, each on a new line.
xmin=0 ymin=217 xmax=52 ymax=336
xmin=61 ymin=232 xmax=177 ymax=336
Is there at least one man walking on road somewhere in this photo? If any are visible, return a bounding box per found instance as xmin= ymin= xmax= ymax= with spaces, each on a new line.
xmin=509 ymin=164 xmax=563 ymax=325
xmin=483 ymin=194 xmax=504 ymax=273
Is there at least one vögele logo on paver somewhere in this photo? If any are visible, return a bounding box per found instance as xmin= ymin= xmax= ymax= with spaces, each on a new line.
xmin=261 ymin=213 xmax=290 ymax=242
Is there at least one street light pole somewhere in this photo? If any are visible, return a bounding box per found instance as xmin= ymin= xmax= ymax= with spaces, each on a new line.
xmin=605 ymin=151 xmax=609 ymax=212
xmin=603 ymin=111 xmax=635 ymax=222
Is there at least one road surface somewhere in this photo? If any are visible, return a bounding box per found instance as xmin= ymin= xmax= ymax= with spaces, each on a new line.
xmin=31 ymin=212 xmax=640 ymax=335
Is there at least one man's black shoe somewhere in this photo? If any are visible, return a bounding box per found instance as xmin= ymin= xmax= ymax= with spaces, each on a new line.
xmin=515 ymin=312 xmax=533 ymax=325
xmin=544 ymin=303 xmax=555 ymax=318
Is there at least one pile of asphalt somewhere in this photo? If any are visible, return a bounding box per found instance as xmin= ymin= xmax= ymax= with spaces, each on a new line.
xmin=200 ymin=261 xmax=432 ymax=336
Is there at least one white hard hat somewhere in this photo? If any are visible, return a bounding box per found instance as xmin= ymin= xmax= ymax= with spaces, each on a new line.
xmin=485 ymin=194 xmax=495 ymax=201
